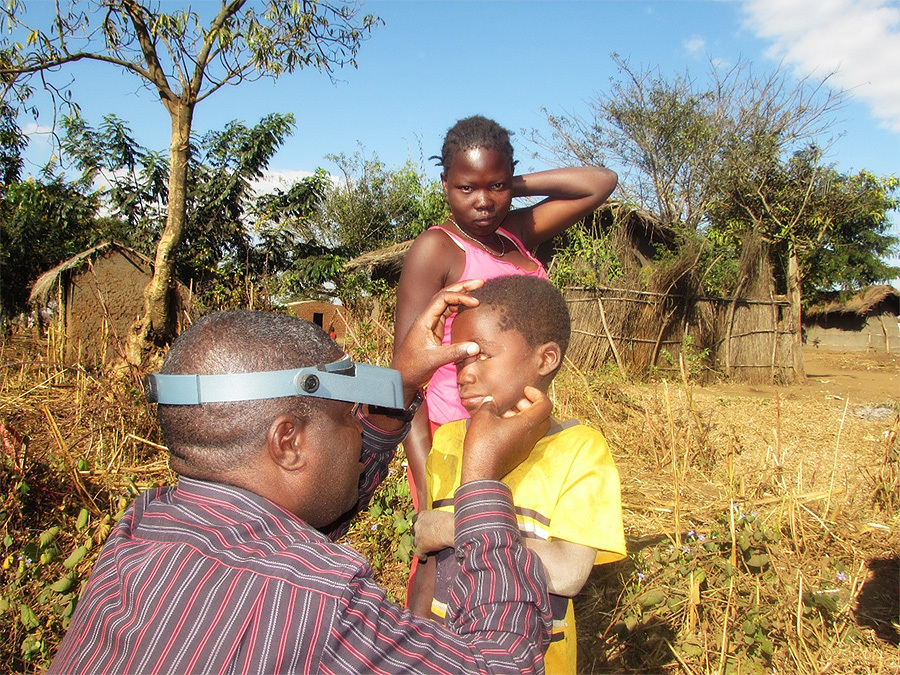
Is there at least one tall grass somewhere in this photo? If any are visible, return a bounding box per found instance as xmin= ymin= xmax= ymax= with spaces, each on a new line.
xmin=1 ymin=322 xmax=898 ymax=673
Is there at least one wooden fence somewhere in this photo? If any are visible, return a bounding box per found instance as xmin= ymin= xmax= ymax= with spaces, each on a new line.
xmin=563 ymin=286 xmax=798 ymax=383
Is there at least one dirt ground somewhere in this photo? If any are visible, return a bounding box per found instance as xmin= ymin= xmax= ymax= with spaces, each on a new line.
xmin=706 ymin=346 xmax=899 ymax=404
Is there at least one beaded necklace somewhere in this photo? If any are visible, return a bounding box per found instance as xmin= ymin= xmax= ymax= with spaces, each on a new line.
xmin=447 ymin=215 xmax=507 ymax=258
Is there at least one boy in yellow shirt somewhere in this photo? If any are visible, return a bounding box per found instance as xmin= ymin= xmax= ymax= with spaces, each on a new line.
xmin=412 ymin=275 xmax=627 ymax=674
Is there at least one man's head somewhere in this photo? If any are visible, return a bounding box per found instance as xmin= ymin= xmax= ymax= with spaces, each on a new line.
xmin=156 ymin=310 xmax=363 ymax=527
xmin=451 ymin=276 xmax=570 ymax=415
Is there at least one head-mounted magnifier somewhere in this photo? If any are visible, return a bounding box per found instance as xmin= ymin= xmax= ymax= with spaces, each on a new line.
xmin=144 ymin=355 xmax=405 ymax=409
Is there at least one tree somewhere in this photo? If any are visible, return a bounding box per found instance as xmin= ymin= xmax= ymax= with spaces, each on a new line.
xmin=1 ymin=0 xmax=379 ymax=365
xmin=61 ymin=112 xmax=299 ymax=310
xmin=711 ymin=146 xmax=899 ymax=376
xmin=0 ymin=177 xmax=100 ymax=320
xmin=309 ymin=150 xmax=446 ymax=308
xmin=319 ymin=150 xmax=446 ymax=254
xmin=534 ymin=56 xmax=861 ymax=380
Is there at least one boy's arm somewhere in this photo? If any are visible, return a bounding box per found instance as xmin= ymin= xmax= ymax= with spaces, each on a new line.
xmin=416 ymin=511 xmax=598 ymax=598
xmin=413 ymin=509 xmax=455 ymax=559
xmin=523 ymin=539 xmax=597 ymax=597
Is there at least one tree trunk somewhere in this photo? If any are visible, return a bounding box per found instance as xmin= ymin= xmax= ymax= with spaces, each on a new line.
xmin=787 ymin=248 xmax=805 ymax=381
xmin=124 ymin=101 xmax=194 ymax=367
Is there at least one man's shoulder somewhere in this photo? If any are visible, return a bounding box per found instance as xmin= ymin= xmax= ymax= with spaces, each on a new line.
xmin=129 ymin=480 xmax=372 ymax=588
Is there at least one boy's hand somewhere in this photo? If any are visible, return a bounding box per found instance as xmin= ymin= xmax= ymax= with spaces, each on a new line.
xmin=461 ymin=386 xmax=551 ymax=483
xmin=413 ymin=509 xmax=455 ymax=561
xmin=390 ymin=279 xmax=483 ymax=402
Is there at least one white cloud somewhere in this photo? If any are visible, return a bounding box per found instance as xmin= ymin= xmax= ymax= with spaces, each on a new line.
xmin=684 ymin=36 xmax=706 ymax=54
xmin=741 ymin=0 xmax=900 ymax=133
xmin=251 ymin=169 xmax=330 ymax=196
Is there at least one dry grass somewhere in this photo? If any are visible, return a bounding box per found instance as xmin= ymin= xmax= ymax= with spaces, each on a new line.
xmin=1 ymin=324 xmax=898 ymax=673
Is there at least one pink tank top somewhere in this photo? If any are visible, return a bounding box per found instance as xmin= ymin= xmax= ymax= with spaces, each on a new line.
xmin=426 ymin=225 xmax=549 ymax=425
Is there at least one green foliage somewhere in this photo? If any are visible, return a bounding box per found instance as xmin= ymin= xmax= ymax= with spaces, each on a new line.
xmin=711 ymin=146 xmax=900 ymax=299
xmin=538 ymin=57 xmax=897 ymax=313
xmin=320 ymin=150 xmax=445 ymax=255
xmin=1 ymin=0 xmax=381 ymax=349
xmin=656 ymin=334 xmax=710 ymax=382
xmin=609 ymin=506 xmax=855 ymax=673
xmin=798 ymin=171 xmax=899 ymax=296
xmin=0 ymin=418 xmax=136 ymax=672
xmin=362 ymin=470 xmax=415 ymax=569
xmin=549 ymin=222 xmax=623 ymax=288
xmin=0 ymin=97 xmax=25 ymax=187
xmin=59 ymin=112 xmax=304 ymax=311
xmin=0 ymin=177 xmax=100 ymax=318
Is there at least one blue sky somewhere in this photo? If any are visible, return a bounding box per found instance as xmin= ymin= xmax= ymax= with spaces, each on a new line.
xmin=21 ymin=0 xmax=900 ymax=251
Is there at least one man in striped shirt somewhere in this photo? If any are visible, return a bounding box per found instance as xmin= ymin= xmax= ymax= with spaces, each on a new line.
xmin=50 ymin=282 xmax=554 ymax=674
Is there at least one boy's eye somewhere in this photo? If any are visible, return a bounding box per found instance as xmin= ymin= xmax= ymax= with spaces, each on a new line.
xmin=491 ymin=182 xmax=506 ymax=190
xmin=458 ymin=186 xmax=472 ymax=193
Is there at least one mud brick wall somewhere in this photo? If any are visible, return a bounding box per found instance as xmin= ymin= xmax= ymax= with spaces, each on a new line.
xmin=65 ymin=251 xmax=150 ymax=364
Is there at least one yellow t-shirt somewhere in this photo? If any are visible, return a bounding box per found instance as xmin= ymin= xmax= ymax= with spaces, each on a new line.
xmin=426 ymin=418 xmax=627 ymax=674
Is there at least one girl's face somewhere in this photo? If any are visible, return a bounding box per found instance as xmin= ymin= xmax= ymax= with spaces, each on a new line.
xmin=441 ymin=147 xmax=513 ymax=237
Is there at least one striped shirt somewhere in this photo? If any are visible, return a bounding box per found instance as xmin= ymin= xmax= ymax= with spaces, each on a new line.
xmin=50 ymin=417 xmax=552 ymax=674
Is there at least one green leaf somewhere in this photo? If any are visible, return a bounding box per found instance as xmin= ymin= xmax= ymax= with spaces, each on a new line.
xmin=63 ymin=546 xmax=88 ymax=570
xmin=19 ymin=604 xmax=39 ymax=629
xmin=38 ymin=526 xmax=59 ymax=548
xmin=745 ymin=553 xmax=769 ymax=568
xmin=75 ymin=508 xmax=89 ymax=531
xmin=636 ymin=589 xmax=666 ymax=608
xmin=50 ymin=574 xmax=74 ymax=594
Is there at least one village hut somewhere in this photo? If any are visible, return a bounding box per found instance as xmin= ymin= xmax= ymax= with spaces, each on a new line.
xmin=285 ymin=300 xmax=350 ymax=342
xmin=804 ymin=285 xmax=900 ymax=353
xmin=29 ymin=242 xmax=191 ymax=365
xmin=550 ymin=205 xmax=797 ymax=383
xmin=342 ymin=239 xmax=413 ymax=285
xmin=341 ymin=203 xmax=800 ymax=382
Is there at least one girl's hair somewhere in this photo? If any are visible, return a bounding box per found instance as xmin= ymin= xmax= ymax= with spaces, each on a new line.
xmin=437 ymin=115 xmax=515 ymax=173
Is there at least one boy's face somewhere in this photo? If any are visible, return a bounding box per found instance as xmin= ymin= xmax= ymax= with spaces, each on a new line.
xmin=451 ymin=306 xmax=547 ymax=415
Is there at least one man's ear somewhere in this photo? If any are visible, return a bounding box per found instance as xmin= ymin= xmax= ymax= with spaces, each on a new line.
xmin=267 ymin=413 xmax=308 ymax=471
xmin=537 ymin=341 xmax=562 ymax=377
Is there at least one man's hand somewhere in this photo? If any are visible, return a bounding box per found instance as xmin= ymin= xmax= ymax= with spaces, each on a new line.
xmin=413 ymin=509 xmax=454 ymax=561
xmin=461 ymin=386 xmax=552 ymax=483
xmin=390 ymin=279 xmax=483 ymax=402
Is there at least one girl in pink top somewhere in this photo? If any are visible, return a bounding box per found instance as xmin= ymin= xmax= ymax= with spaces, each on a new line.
xmin=396 ymin=115 xmax=617 ymax=504
xmin=394 ymin=116 xmax=616 ymax=615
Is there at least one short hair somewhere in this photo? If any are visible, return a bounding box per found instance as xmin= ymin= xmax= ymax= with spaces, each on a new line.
xmin=437 ymin=115 xmax=515 ymax=174
xmin=156 ymin=311 xmax=342 ymax=480
xmin=459 ymin=275 xmax=570 ymax=366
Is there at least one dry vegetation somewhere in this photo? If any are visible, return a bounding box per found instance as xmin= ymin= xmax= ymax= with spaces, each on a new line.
xmin=1 ymin=322 xmax=898 ymax=674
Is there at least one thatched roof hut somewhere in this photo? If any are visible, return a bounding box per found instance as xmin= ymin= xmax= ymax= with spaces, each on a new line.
xmin=343 ymin=239 xmax=413 ymax=284
xmin=29 ymin=242 xmax=191 ymax=365
xmin=804 ymin=285 xmax=900 ymax=353
xmin=285 ymin=300 xmax=350 ymax=342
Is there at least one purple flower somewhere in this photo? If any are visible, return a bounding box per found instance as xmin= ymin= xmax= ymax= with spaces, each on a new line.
xmin=637 ymin=573 xmax=646 ymax=581
xmin=836 ymin=572 xmax=846 ymax=582
xmin=697 ymin=534 xmax=706 ymax=542
xmin=370 ymin=524 xmax=378 ymax=531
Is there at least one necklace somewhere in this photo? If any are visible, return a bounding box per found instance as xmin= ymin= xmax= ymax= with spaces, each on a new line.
xmin=447 ymin=215 xmax=507 ymax=258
